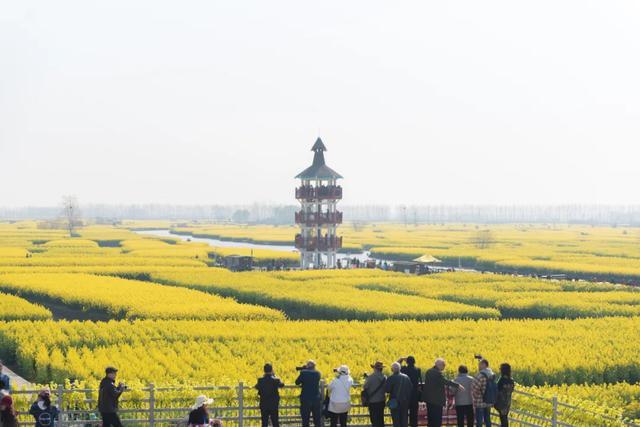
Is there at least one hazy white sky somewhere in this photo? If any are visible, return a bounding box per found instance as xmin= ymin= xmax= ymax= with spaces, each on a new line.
xmin=1 ymin=1 xmax=640 ymax=206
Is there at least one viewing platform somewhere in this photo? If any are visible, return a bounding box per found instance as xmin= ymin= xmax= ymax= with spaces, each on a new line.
xmin=294 ymin=234 xmax=343 ymax=251
xmin=295 ymin=185 xmax=343 ymax=200
xmin=294 ymin=211 xmax=343 ymax=226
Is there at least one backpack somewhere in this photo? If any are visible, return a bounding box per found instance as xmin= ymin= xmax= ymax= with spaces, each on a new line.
xmin=482 ymin=372 xmax=497 ymax=404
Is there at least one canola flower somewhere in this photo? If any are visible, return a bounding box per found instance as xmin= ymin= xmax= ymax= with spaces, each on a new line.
xmin=0 ymin=291 xmax=52 ymax=320
xmin=0 ymin=273 xmax=284 ymax=321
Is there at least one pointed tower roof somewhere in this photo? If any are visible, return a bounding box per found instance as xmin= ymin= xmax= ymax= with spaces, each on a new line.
xmin=295 ymin=137 xmax=343 ymax=180
xmin=311 ymin=137 xmax=327 ymax=151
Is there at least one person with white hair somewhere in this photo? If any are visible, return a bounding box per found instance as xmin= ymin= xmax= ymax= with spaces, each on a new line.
xmin=327 ymin=365 xmax=354 ymax=427
xmin=422 ymin=358 xmax=463 ymax=427
xmin=385 ymin=362 xmax=413 ymax=427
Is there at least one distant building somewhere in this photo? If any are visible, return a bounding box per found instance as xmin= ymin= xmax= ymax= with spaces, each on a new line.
xmin=294 ymin=138 xmax=343 ymax=268
xmin=221 ymin=255 xmax=253 ymax=272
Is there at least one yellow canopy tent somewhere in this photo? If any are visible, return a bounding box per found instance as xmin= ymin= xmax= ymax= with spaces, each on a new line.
xmin=413 ymin=254 xmax=442 ymax=264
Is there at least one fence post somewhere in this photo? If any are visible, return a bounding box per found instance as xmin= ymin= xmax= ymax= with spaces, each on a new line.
xmin=238 ymin=381 xmax=244 ymax=427
xmin=57 ymin=384 xmax=64 ymax=427
xmin=149 ymin=383 xmax=156 ymax=427
xmin=320 ymin=380 xmax=326 ymax=425
xmin=551 ymin=395 xmax=558 ymax=427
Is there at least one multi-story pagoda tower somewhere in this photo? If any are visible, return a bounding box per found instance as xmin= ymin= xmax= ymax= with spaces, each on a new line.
xmin=294 ymin=137 xmax=343 ymax=269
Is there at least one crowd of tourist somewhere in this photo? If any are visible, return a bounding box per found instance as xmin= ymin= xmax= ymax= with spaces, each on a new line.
xmin=0 ymin=356 xmax=514 ymax=427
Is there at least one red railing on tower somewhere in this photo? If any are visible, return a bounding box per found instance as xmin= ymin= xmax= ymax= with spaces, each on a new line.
xmin=294 ymin=211 xmax=343 ymax=226
xmin=295 ymin=185 xmax=343 ymax=200
xmin=294 ymin=234 xmax=343 ymax=251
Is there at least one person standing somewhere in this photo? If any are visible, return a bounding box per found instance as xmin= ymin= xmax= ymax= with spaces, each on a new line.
xmin=453 ymin=366 xmax=474 ymax=427
xmin=494 ymin=363 xmax=514 ymax=427
xmin=98 ymin=366 xmax=126 ymax=427
xmin=0 ymin=394 xmax=18 ymax=427
xmin=422 ymin=358 xmax=462 ymax=427
xmin=0 ymin=360 xmax=10 ymax=393
xmin=363 ymin=361 xmax=386 ymax=427
xmin=29 ymin=388 xmax=59 ymax=427
xmin=295 ymin=360 xmax=322 ymax=427
xmin=385 ymin=362 xmax=412 ymax=427
xmin=328 ymin=365 xmax=353 ymax=427
xmin=255 ymin=363 xmax=285 ymax=427
xmin=472 ymin=359 xmax=496 ymax=427
xmin=398 ymin=356 xmax=422 ymax=427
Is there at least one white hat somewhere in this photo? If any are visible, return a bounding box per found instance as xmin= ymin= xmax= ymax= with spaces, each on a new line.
xmin=336 ymin=365 xmax=350 ymax=375
xmin=192 ymin=395 xmax=214 ymax=410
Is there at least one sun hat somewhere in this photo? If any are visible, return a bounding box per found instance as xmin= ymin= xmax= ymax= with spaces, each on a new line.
xmin=39 ymin=387 xmax=51 ymax=397
xmin=192 ymin=395 xmax=214 ymax=410
xmin=336 ymin=365 xmax=350 ymax=375
xmin=371 ymin=361 xmax=385 ymax=369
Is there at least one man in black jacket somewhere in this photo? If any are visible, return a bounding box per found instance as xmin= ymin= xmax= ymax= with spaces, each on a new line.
xmin=98 ymin=366 xmax=125 ymax=427
xmin=398 ymin=356 xmax=422 ymax=427
xmin=255 ymin=363 xmax=285 ymax=427
xmin=386 ymin=362 xmax=413 ymax=427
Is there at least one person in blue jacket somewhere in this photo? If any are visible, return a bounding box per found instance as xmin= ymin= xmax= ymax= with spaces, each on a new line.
xmin=0 ymin=360 xmax=11 ymax=393
xmin=30 ymin=388 xmax=60 ymax=427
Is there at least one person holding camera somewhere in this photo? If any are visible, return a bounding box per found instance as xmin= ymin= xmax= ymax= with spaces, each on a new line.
xmin=362 ymin=361 xmax=386 ymax=427
xmin=471 ymin=359 xmax=496 ymax=427
xmin=385 ymin=362 xmax=412 ymax=427
xmin=327 ymin=365 xmax=353 ymax=427
xmin=98 ymin=366 xmax=126 ymax=427
xmin=255 ymin=363 xmax=285 ymax=427
xmin=422 ymin=358 xmax=462 ymax=427
xmin=295 ymin=360 xmax=322 ymax=427
xmin=397 ymin=356 xmax=422 ymax=427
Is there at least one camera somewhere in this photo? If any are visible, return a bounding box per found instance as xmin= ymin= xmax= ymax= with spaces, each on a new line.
xmin=118 ymin=383 xmax=128 ymax=391
xmin=295 ymin=366 xmax=307 ymax=371
xmin=474 ymin=354 xmax=483 ymax=361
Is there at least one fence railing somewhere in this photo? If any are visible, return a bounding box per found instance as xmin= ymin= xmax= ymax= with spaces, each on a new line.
xmin=9 ymin=382 xmax=638 ymax=427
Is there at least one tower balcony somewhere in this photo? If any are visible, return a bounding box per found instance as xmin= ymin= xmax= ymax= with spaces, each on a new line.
xmin=295 ymin=185 xmax=343 ymax=200
xmin=294 ymin=234 xmax=343 ymax=251
xmin=295 ymin=211 xmax=343 ymax=226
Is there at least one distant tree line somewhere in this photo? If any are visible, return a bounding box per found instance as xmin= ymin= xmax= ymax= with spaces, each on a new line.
xmin=2 ymin=203 xmax=640 ymax=226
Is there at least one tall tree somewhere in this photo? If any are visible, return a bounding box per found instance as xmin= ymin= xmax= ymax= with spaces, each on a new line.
xmin=61 ymin=195 xmax=81 ymax=236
